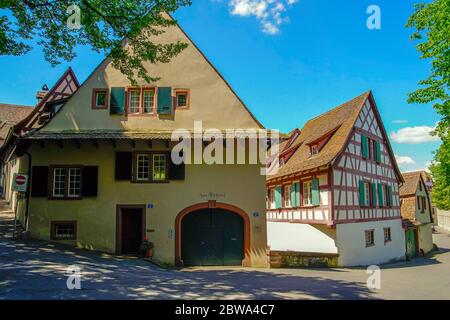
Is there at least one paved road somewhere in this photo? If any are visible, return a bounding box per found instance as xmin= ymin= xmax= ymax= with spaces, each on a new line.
xmin=0 ymin=201 xmax=449 ymax=300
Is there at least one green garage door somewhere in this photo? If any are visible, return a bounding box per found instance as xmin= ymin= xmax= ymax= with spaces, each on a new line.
xmin=181 ymin=208 xmax=244 ymax=266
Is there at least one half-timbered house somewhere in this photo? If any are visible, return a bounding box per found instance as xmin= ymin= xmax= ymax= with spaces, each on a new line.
xmin=266 ymin=91 xmax=406 ymax=267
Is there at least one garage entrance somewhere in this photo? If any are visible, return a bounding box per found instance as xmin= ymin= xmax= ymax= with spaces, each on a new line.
xmin=181 ymin=208 xmax=244 ymax=266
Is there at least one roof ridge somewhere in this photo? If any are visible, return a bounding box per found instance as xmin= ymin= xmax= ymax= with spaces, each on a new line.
xmin=303 ymin=91 xmax=371 ymax=126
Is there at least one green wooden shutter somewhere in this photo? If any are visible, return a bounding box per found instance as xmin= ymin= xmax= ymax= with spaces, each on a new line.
xmin=110 ymin=87 xmax=125 ymax=114
xmin=157 ymin=87 xmax=172 ymax=114
xmin=361 ymin=134 xmax=368 ymax=159
xmin=291 ymin=182 xmax=299 ymax=207
xmin=312 ymin=178 xmax=320 ymax=206
xmin=376 ymin=141 xmax=381 ymax=163
xmin=378 ymin=183 xmax=384 ymax=207
xmin=371 ymin=182 xmax=377 ymax=207
xmin=388 ymin=185 xmax=393 ymax=207
xmin=359 ymin=180 xmax=365 ymax=206
xmin=275 ymin=186 xmax=282 ymax=209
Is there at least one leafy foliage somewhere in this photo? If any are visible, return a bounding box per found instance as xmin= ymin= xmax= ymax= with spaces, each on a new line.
xmin=407 ymin=0 xmax=450 ymax=209
xmin=0 ymin=0 xmax=191 ymax=84
xmin=430 ymin=136 xmax=450 ymax=209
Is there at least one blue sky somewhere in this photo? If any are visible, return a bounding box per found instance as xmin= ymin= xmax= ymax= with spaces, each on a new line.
xmin=0 ymin=0 xmax=441 ymax=172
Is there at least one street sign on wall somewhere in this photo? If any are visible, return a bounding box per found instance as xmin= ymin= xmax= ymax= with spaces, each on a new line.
xmin=13 ymin=174 xmax=28 ymax=193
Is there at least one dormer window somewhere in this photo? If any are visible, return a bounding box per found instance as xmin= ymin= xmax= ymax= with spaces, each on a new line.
xmin=92 ymin=89 xmax=108 ymax=109
xmin=311 ymin=145 xmax=319 ymax=155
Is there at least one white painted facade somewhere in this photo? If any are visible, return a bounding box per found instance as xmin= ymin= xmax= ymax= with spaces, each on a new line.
xmin=267 ymin=222 xmax=338 ymax=253
xmin=336 ymin=219 xmax=405 ymax=266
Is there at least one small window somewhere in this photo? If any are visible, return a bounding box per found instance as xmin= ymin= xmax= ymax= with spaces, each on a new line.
xmin=365 ymin=230 xmax=375 ymax=247
xmin=51 ymin=221 xmax=77 ymax=240
xmin=303 ymin=181 xmax=312 ymax=206
xmin=175 ymin=90 xmax=189 ymax=109
xmin=136 ymin=154 xmax=150 ymax=181
xmin=284 ymin=185 xmax=291 ymax=208
xmin=53 ymin=168 xmax=67 ymax=198
xmin=311 ymin=145 xmax=319 ymax=155
xmin=364 ymin=182 xmax=371 ymax=207
xmin=128 ymin=89 xmax=141 ymax=113
xmin=384 ymin=227 xmax=392 ymax=243
xmin=270 ymin=188 xmax=276 ymax=209
xmin=152 ymin=154 xmax=167 ymax=181
xmin=68 ymin=168 xmax=81 ymax=198
xmin=142 ymin=89 xmax=155 ymax=114
xmin=92 ymin=89 xmax=108 ymax=109
xmin=417 ymin=196 xmax=422 ymax=211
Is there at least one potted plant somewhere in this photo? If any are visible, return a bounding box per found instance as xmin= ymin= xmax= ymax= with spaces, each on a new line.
xmin=139 ymin=236 xmax=154 ymax=258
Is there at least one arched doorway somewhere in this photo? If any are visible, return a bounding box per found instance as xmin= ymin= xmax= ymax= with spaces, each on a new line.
xmin=175 ymin=201 xmax=251 ymax=267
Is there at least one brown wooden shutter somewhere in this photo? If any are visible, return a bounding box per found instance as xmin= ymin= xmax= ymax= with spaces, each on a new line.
xmin=115 ymin=152 xmax=132 ymax=180
xmin=82 ymin=166 xmax=98 ymax=197
xmin=31 ymin=166 xmax=49 ymax=197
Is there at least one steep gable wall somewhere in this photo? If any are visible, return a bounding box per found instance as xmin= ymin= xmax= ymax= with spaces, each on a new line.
xmin=332 ymin=98 xmax=401 ymax=223
xmin=41 ymin=23 xmax=262 ymax=132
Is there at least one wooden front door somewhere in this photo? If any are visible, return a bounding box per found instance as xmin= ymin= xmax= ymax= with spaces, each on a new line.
xmin=405 ymin=229 xmax=417 ymax=258
xmin=119 ymin=207 xmax=145 ymax=255
xmin=181 ymin=208 xmax=244 ymax=266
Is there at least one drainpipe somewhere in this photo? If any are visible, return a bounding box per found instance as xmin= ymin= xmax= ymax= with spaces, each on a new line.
xmin=24 ymin=151 xmax=32 ymax=231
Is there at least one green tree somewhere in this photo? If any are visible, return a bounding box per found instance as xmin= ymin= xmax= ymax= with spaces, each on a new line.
xmin=407 ymin=0 xmax=450 ymax=209
xmin=0 ymin=0 xmax=191 ymax=83
xmin=430 ymin=136 xmax=450 ymax=209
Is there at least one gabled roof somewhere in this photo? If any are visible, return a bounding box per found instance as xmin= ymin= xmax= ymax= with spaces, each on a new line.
xmin=0 ymin=68 xmax=79 ymax=161
xmin=400 ymin=171 xmax=425 ymax=197
xmin=267 ymin=91 xmax=403 ymax=182
xmin=0 ymin=104 xmax=33 ymax=146
xmin=268 ymin=91 xmax=371 ymax=180
xmin=18 ymin=67 xmax=79 ymax=132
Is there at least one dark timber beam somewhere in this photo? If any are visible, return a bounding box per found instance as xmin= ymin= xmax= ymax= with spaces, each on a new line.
xmin=75 ymin=139 xmax=81 ymax=149
xmin=93 ymin=139 xmax=99 ymax=149
xmin=57 ymin=140 xmax=63 ymax=149
xmin=112 ymin=139 xmax=117 ymax=148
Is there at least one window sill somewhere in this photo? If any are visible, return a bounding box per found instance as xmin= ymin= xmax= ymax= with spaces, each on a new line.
xmin=131 ymin=180 xmax=170 ymax=184
xmin=384 ymin=240 xmax=392 ymax=245
xmin=365 ymin=244 xmax=375 ymax=248
xmin=48 ymin=197 xmax=83 ymax=200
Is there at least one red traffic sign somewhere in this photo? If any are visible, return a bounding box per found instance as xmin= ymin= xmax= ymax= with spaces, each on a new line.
xmin=15 ymin=175 xmax=27 ymax=185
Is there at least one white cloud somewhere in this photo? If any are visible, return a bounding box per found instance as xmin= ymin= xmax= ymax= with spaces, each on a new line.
xmin=390 ymin=126 xmax=440 ymax=144
xmin=395 ymin=155 xmax=416 ymax=165
xmin=229 ymin=0 xmax=298 ymax=34
xmin=392 ymin=120 xmax=408 ymax=124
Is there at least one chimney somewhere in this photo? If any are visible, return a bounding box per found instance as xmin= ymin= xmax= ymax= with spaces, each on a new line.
xmin=36 ymin=84 xmax=49 ymax=104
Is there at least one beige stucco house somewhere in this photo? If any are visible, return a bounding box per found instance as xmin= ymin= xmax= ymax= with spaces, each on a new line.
xmin=12 ymin=20 xmax=268 ymax=267
xmin=400 ymin=171 xmax=434 ymax=257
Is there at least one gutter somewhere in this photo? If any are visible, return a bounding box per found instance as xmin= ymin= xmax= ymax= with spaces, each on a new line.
xmin=23 ymin=151 xmax=32 ymax=230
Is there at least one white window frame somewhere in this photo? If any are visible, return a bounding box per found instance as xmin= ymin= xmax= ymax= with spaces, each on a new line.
xmin=136 ymin=153 xmax=150 ymax=181
xmin=270 ymin=189 xmax=276 ymax=209
xmin=95 ymin=91 xmax=107 ymax=108
xmin=364 ymin=182 xmax=371 ymax=207
xmin=152 ymin=154 xmax=167 ymax=181
xmin=284 ymin=185 xmax=292 ymax=208
xmin=128 ymin=89 xmax=140 ymax=114
xmin=67 ymin=168 xmax=81 ymax=198
xmin=303 ymin=181 xmax=312 ymax=206
xmin=142 ymin=88 xmax=155 ymax=114
xmin=53 ymin=168 xmax=66 ymax=198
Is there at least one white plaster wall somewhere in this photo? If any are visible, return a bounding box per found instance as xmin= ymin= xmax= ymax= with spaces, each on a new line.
xmin=336 ymin=219 xmax=405 ymax=266
xmin=437 ymin=209 xmax=450 ymax=231
xmin=267 ymin=222 xmax=338 ymax=253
